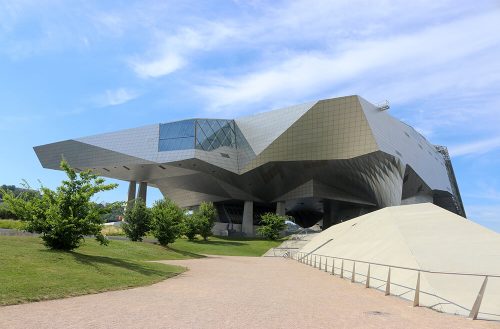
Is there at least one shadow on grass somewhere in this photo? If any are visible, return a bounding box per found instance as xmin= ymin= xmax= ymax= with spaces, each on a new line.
xmin=165 ymin=246 xmax=206 ymax=258
xmin=67 ymin=252 xmax=170 ymax=277
xmin=190 ymin=240 xmax=247 ymax=247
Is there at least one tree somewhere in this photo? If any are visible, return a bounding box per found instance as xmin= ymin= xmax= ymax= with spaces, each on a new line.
xmin=122 ymin=199 xmax=151 ymax=241
xmin=150 ymin=198 xmax=183 ymax=246
xmin=1 ymin=160 xmax=117 ymax=250
xmin=195 ymin=202 xmax=217 ymax=241
xmin=257 ymin=212 xmax=287 ymax=240
xmin=182 ymin=213 xmax=200 ymax=241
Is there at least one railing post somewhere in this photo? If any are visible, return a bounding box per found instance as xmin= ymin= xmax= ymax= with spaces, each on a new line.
xmin=351 ymin=262 xmax=356 ymax=283
xmin=314 ymin=255 xmax=317 ymax=268
xmin=340 ymin=259 xmax=344 ymax=278
xmin=413 ymin=271 xmax=420 ymax=307
xmin=325 ymin=258 xmax=328 ymax=272
xmin=468 ymin=276 xmax=488 ymax=320
xmin=319 ymin=256 xmax=322 ymax=270
xmin=331 ymin=258 xmax=335 ymax=275
xmin=365 ymin=264 xmax=371 ymax=288
xmin=385 ymin=267 xmax=391 ymax=296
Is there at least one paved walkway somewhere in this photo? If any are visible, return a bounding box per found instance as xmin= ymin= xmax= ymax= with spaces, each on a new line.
xmin=0 ymin=256 xmax=498 ymax=329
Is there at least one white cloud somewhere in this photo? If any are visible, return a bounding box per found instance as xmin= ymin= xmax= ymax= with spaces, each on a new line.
xmin=130 ymin=52 xmax=185 ymax=79
xmin=100 ymin=88 xmax=139 ymax=106
xmin=196 ymin=9 xmax=500 ymax=112
xmin=129 ymin=23 xmax=235 ymax=79
xmin=449 ymin=136 xmax=500 ymax=157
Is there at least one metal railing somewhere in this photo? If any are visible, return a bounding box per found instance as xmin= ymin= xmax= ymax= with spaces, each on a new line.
xmin=287 ymin=251 xmax=500 ymax=321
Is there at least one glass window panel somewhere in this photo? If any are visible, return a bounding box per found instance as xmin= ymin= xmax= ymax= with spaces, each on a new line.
xmin=159 ymin=120 xmax=195 ymax=139
xmin=194 ymin=119 xmax=237 ymax=151
xmin=158 ymin=137 xmax=194 ymax=151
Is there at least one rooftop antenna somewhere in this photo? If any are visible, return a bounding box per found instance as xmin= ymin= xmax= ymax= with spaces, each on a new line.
xmin=376 ymin=100 xmax=390 ymax=111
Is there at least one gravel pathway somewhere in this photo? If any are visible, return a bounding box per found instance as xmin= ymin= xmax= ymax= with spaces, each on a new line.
xmin=0 ymin=256 xmax=498 ymax=329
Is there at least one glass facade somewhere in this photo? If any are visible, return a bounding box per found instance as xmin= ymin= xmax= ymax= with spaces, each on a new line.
xmin=158 ymin=120 xmax=195 ymax=151
xmin=195 ymin=119 xmax=235 ymax=151
xmin=158 ymin=119 xmax=238 ymax=152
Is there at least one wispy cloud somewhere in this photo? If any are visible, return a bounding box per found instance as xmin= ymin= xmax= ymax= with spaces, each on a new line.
xmin=128 ymin=23 xmax=235 ymax=79
xmin=130 ymin=53 xmax=185 ymax=78
xmin=99 ymin=88 xmax=140 ymax=107
xmin=449 ymin=136 xmax=500 ymax=157
xmin=196 ymin=9 xmax=500 ymax=113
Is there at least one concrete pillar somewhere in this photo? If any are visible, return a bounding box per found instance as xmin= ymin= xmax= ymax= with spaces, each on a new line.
xmin=242 ymin=201 xmax=254 ymax=236
xmin=127 ymin=181 xmax=136 ymax=209
xmin=127 ymin=181 xmax=137 ymax=202
xmin=137 ymin=182 xmax=147 ymax=203
xmin=323 ymin=199 xmax=338 ymax=229
xmin=276 ymin=201 xmax=286 ymax=216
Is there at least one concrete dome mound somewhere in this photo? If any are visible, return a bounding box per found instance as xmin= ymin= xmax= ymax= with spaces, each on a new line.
xmin=299 ymin=203 xmax=500 ymax=320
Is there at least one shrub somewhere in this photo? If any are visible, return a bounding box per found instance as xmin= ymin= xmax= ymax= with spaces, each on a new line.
xmin=122 ymin=199 xmax=151 ymax=242
xmin=196 ymin=202 xmax=217 ymax=241
xmin=182 ymin=214 xmax=200 ymax=241
xmin=257 ymin=212 xmax=287 ymax=240
xmin=0 ymin=203 xmax=17 ymax=219
xmin=0 ymin=219 xmax=26 ymax=230
xmin=0 ymin=160 xmax=117 ymax=250
xmin=150 ymin=198 xmax=183 ymax=246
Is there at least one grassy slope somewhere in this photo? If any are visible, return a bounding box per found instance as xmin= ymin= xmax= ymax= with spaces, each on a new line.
xmin=0 ymin=235 xmax=281 ymax=305
xmin=0 ymin=236 xmax=189 ymax=305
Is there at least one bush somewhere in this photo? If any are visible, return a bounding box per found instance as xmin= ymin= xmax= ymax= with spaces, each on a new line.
xmin=196 ymin=202 xmax=217 ymax=241
xmin=182 ymin=214 xmax=200 ymax=241
xmin=0 ymin=219 xmax=26 ymax=230
xmin=257 ymin=213 xmax=287 ymax=240
xmin=150 ymin=198 xmax=184 ymax=246
xmin=123 ymin=199 xmax=151 ymax=242
xmin=0 ymin=160 xmax=117 ymax=250
xmin=0 ymin=203 xmax=17 ymax=219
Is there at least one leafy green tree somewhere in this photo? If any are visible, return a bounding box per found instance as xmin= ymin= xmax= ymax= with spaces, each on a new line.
xmin=1 ymin=160 xmax=117 ymax=250
xmin=257 ymin=212 xmax=287 ymax=240
xmin=122 ymin=199 xmax=151 ymax=241
xmin=195 ymin=202 xmax=217 ymax=241
xmin=150 ymin=198 xmax=183 ymax=246
xmin=182 ymin=213 xmax=200 ymax=241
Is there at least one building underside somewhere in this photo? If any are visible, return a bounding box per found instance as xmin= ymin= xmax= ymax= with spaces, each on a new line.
xmin=34 ymin=95 xmax=466 ymax=235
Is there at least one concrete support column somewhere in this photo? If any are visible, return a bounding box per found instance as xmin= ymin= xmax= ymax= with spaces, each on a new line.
xmin=137 ymin=182 xmax=148 ymax=203
xmin=323 ymin=199 xmax=338 ymax=229
xmin=276 ymin=201 xmax=286 ymax=216
xmin=127 ymin=181 xmax=137 ymax=202
xmin=242 ymin=201 xmax=254 ymax=236
xmin=127 ymin=181 xmax=137 ymax=209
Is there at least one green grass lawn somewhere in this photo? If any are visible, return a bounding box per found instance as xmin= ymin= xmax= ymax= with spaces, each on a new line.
xmin=169 ymin=236 xmax=282 ymax=256
xmin=0 ymin=236 xmax=190 ymax=306
xmin=0 ymin=235 xmax=281 ymax=305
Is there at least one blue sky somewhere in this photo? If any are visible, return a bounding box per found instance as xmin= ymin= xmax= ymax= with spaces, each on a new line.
xmin=1 ymin=0 xmax=499 ymax=231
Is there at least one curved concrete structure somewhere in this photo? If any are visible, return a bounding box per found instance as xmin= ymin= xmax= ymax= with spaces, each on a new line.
xmin=299 ymin=203 xmax=500 ymax=320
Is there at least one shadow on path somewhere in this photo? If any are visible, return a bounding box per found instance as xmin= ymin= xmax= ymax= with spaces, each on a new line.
xmin=67 ymin=252 xmax=170 ymax=277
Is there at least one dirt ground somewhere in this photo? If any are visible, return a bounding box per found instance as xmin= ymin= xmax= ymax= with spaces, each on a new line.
xmin=0 ymin=256 xmax=498 ymax=329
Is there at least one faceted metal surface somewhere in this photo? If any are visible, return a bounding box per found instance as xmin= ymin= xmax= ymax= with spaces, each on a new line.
xmin=33 ymin=95 xmax=465 ymax=220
